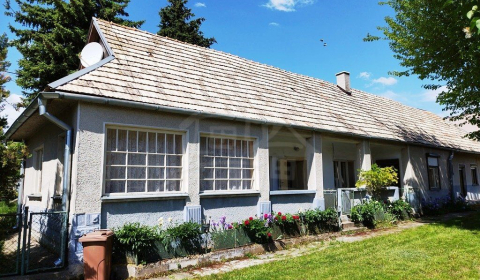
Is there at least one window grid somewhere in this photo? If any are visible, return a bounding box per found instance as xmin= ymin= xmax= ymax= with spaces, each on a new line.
xmin=105 ymin=128 xmax=183 ymax=194
xmin=427 ymin=156 xmax=441 ymax=190
xmin=471 ymin=165 xmax=478 ymax=186
xmin=200 ymin=137 xmax=254 ymax=191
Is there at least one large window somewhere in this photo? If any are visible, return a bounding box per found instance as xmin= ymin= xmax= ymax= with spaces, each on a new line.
xmin=200 ymin=136 xmax=254 ymax=191
xmin=427 ymin=155 xmax=441 ymax=190
xmin=104 ymin=127 xmax=183 ymax=194
xmin=471 ymin=164 xmax=479 ymax=186
xmin=334 ymin=160 xmax=355 ymax=188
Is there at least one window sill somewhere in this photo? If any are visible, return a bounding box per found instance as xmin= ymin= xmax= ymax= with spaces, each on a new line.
xmin=270 ymin=190 xmax=316 ymax=196
xmin=101 ymin=192 xmax=189 ymax=202
xmin=200 ymin=190 xmax=260 ymax=198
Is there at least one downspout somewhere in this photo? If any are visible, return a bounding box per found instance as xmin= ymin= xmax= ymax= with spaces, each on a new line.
xmin=38 ymin=98 xmax=72 ymax=213
xmin=448 ymin=151 xmax=455 ymax=200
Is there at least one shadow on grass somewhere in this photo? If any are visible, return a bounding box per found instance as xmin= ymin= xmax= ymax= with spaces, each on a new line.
xmin=419 ymin=210 xmax=480 ymax=232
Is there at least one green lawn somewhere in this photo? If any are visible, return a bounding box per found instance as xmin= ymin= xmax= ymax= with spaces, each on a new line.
xmin=200 ymin=212 xmax=480 ymax=280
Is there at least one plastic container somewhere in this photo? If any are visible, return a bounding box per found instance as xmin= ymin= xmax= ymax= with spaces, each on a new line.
xmin=79 ymin=229 xmax=115 ymax=280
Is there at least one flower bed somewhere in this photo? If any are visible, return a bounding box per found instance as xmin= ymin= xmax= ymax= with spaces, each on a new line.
xmin=113 ymin=208 xmax=339 ymax=265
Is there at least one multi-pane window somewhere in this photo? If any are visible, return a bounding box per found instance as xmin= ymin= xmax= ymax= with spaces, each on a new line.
xmin=200 ymin=136 xmax=254 ymax=191
xmin=471 ymin=164 xmax=479 ymax=186
xmin=427 ymin=156 xmax=441 ymax=190
xmin=104 ymin=128 xmax=183 ymax=194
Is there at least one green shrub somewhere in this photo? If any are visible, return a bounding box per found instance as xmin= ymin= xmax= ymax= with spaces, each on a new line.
xmin=356 ymin=164 xmax=398 ymax=197
xmin=0 ymin=201 xmax=17 ymax=214
xmin=238 ymin=217 xmax=272 ymax=244
xmin=351 ymin=200 xmax=385 ymax=228
xmin=113 ymin=222 xmax=159 ymax=265
xmin=161 ymin=222 xmax=202 ymax=254
xmin=387 ymin=199 xmax=412 ymax=220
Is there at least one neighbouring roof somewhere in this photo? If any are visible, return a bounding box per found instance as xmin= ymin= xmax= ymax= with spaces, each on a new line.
xmin=50 ymin=18 xmax=480 ymax=153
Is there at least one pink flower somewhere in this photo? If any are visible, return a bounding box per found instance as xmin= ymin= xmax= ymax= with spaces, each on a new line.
xmin=264 ymin=213 xmax=268 ymax=219
xmin=278 ymin=212 xmax=282 ymax=216
xmin=249 ymin=217 xmax=254 ymax=221
xmin=244 ymin=220 xmax=250 ymax=226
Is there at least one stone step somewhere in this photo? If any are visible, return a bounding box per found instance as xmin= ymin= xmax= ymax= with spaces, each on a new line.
xmin=340 ymin=215 xmax=351 ymax=222
xmin=342 ymin=221 xmax=356 ymax=230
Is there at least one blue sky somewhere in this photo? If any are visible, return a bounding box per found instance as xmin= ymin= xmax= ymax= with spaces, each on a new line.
xmin=0 ymin=0 xmax=447 ymax=125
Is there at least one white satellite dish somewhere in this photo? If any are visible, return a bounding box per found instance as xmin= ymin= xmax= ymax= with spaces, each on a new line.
xmin=80 ymin=42 xmax=104 ymax=67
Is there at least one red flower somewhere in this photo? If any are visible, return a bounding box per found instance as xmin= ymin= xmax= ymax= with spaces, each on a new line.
xmin=267 ymin=232 xmax=272 ymax=237
xmin=278 ymin=212 xmax=282 ymax=216
xmin=281 ymin=215 xmax=287 ymax=221
xmin=293 ymin=215 xmax=299 ymax=220
xmin=244 ymin=220 xmax=250 ymax=226
xmin=264 ymin=213 xmax=268 ymax=219
xmin=249 ymin=217 xmax=254 ymax=221
xmin=274 ymin=216 xmax=278 ymax=220
xmin=228 ymin=225 xmax=233 ymax=229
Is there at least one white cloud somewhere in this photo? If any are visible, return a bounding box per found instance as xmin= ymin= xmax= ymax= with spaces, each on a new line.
xmin=358 ymin=72 xmax=371 ymax=80
xmin=421 ymin=86 xmax=447 ymax=102
xmin=1 ymin=94 xmax=24 ymax=127
xmin=379 ymin=90 xmax=400 ymax=101
xmin=194 ymin=2 xmax=206 ymax=7
xmin=269 ymin=22 xmax=280 ymax=26
xmin=372 ymin=76 xmax=398 ymax=86
xmin=264 ymin=0 xmax=314 ymax=12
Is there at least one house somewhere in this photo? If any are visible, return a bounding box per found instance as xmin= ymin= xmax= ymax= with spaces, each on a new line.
xmin=6 ymin=18 xmax=480 ymax=263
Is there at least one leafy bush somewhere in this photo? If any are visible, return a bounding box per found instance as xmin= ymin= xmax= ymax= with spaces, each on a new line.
xmin=113 ymin=223 xmax=159 ymax=265
xmin=0 ymin=201 xmax=17 ymax=214
xmin=239 ymin=216 xmax=272 ymax=244
xmin=356 ymin=164 xmax=398 ymax=197
xmin=351 ymin=200 xmax=385 ymax=228
xmin=422 ymin=195 xmax=471 ymax=216
xmin=161 ymin=222 xmax=203 ymax=255
xmin=303 ymin=208 xmax=339 ymax=232
xmin=386 ymin=199 xmax=413 ymax=220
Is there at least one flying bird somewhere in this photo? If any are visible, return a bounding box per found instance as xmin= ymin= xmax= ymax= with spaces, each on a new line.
xmin=320 ymin=39 xmax=327 ymax=47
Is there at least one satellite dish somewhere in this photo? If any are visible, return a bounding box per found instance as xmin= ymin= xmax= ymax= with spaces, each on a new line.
xmin=80 ymin=42 xmax=104 ymax=67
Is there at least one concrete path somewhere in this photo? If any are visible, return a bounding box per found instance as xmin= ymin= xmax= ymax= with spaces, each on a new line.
xmin=149 ymin=218 xmax=438 ymax=280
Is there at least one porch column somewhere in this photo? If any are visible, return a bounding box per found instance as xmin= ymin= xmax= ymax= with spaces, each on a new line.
xmin=357 ymin=140 xmax=371 ymax=171
xmin=258 ymin=125 xmax=270 ymax=202
xmin=307 ymin=132 xmax=324 ymax=209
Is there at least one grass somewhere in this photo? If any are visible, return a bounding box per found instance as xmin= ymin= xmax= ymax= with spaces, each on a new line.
xmin=199 ymin=211 xmax=480 ymax=280
xmin=0 ymin=201 xmax=17 ymax=214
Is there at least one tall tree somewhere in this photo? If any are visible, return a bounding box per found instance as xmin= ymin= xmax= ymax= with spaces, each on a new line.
xmin=0 ymin=34 xmax=28 ymax=200
xmin=366 ymin=0 xmax=480 ymax=139
xmin=5 ymin=0 xmax=144 ymax=106
xmin=158 ymin=0 xmax=216 ymax=48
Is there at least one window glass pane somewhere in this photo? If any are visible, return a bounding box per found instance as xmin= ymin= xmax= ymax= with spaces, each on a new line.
xmin=167 ymin=155 xmax=182 ymax=167
xmin=148 ymin=133 xmax=156 ymax=153
xmin=148 ymin=155 xmax=164 ymax=166
xmin=242 ymin=141 xmax=248 ymax=157
xmin=157 ymin=133 xmax=166 ymax=154
xmin=201 ymin=180 xmax=213 ymax=191
xmin=148 ymin=180 xmax=164 ymax=192
xmin=201 ymin=156 xmax=213 ymax=168
xmin=216 ymin=180 xmax=228 ymax=190
xmin=166 ymin=180 xmax=180 ymax=191
xmin=221 ymin=139 xmax=228 ymax=156
xmin=228 ymin=140 xmax=235 ymax=158
xmin=230 ymin=180 xmax=242 ymax=190
xmin=201 ymin=168 xmax=213 ymax=179
xmin=215 ymin=157 xmax=227 ymax=167
xmin=243 ymin=159 xmax=253 ymax=168
xmin=215 ymin=169 xmax=228 ymax=179
xmin=138 ymin=132 xmax=147 ymax=152
xmin=107 ymin=152 xmax=126 ymax=165
xmin=166 ymin=134 xmax=174 ymax=154
xmin=242 ymin=180 xmax=252 ymax=190
xmin=127 ymin=180 xmax=145 ymax=192
xmin=230 ymin=158 xmax=241 ymax=168
xmin=117 ymin=130 xmax=127 ymax=151
xmin=106 ymin=166 xmax=125 ymax=179
xmin=200 ymin=137 xmax=207 ymax=156
xmin=243 ymin=169 xmax=253 ymax=179
xmin=148 ymin=167 xmax=163 ymax=179
xmin=428 ymin=157 xmax=439 ymax=167
xmin=229 ymin=169 xmax=241 ymax=179
xmin=105 ymin=181 xmax=125 ymax=193
xmin=106 ymin=129 xmax=116 ymax=151
xmin=207 ymin=138 xmax=214 ymax=156
xmin=235 ymin=140 xmax=241 ymax=157
xmin=167 ymin=168 xmax=182 ymax=179
xmin=128 ymin=153 xmax=146 ymax=166
xmin=128 ymin=167 xmax=146 ymax=179
xmin=128 ymin=131 xmax=137 ymax=152
xmin=248 ymin=141 xmax=254 ymax=158
xmin=215 ymin=138 xmax=222 ymax=156
xmin=175 ymin=135 xmax=183 ymax=154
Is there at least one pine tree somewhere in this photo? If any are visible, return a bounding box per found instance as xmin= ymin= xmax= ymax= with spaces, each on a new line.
xmin=5 ymin=0 xmax=144 ymax=106
xmin=158 ymin=0 xmax=216 ymax=48
xmin=0 ymin=33 xmax=28 ymax=200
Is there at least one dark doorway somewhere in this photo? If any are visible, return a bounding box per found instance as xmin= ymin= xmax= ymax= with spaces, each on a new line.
xmin=376 ymin=159 xmax=401 ymax=196
xmin=459 ymin=165 xmax=467 ymax=198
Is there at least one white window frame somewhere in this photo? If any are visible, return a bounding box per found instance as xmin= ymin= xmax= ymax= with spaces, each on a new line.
xmin=199 ymin=134 xmax=256 ymax=192
xmin=102 ymin=125 xmax=186 ymax=196
xmin=33 ymin=146 xmax=44 ymax=194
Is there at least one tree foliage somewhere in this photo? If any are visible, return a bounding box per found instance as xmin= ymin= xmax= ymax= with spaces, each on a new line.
xmin=5 ymin=0 xmax=144 ymax=106
xmin=0 ymin=34 xmax=29 ymax=200
xmin=158 ymin=0 xmax=216 ymax=48
xmin=367 ymin=0 xmax=480 ymax=139
xmin=356 ymin=164 xmax=398 ymax=196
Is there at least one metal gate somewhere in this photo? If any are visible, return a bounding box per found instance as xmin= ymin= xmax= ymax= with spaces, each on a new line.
xmin=0 ymin=207 xmax=68 ymax=277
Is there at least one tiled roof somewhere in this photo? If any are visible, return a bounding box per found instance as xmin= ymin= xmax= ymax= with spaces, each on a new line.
xmin=54 ymin=19 xmax=480 ymax=153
